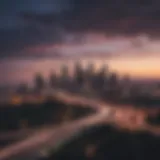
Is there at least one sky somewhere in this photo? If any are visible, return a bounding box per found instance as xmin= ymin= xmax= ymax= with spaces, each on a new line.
xmin=0 ymin=0 xmax=160 ymax=84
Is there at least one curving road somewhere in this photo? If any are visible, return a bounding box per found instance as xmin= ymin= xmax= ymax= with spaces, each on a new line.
xmin=0 ymin=90 xmax=160 ymax=160
xmin=0 ymin=91 xmax=112 ymax=160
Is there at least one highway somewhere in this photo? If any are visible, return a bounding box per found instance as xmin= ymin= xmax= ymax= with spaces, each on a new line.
xmin=0 ymin=112 xmax=109 ymax=160
xmin=0 ymin=90 xmax=160 ymax=160
xmin=0 ymin=91 xmax=112 ymax=160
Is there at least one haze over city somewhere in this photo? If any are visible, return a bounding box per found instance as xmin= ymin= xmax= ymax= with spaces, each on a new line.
xmin=0 ymin=1 xmax=160 ymax=160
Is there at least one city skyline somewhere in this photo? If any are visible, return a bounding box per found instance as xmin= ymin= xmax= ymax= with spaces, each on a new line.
xmin=1 ymin=56 xmax=160 ymax=86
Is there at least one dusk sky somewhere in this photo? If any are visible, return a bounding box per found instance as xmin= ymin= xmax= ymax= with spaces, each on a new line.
xmin=0 ymin=0 xmax=160 ymax=85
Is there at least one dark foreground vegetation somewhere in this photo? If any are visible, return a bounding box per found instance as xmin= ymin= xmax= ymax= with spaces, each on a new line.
xmin=100 ymin=92 xmax=160 ymax=108
xmin=0 ymin=97 xmax=94 ymax=148
xmin=0 ymin=98 xmax=94 ymax=132
xmin=125 ymin=95 xmax=160 ymax=107
xmin=46 ymin=124 xmax=160 ymax=160
xmin=147 ymin=113 xmax=160 ymax=126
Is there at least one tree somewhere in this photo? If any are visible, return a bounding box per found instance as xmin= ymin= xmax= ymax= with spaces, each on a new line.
xmin=19 ymin=119 xmax=28 ymax=129
xmin=34 ymin=73 xmax=45 ymax=92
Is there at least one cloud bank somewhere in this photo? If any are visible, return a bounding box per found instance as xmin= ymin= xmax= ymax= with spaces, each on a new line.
xmin=0 ymin=0 xmax=160 ymax=57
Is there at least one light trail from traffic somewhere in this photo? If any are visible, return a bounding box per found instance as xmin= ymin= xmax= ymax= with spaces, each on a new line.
xmin=0 ymin=90 xmax=160 ymax=160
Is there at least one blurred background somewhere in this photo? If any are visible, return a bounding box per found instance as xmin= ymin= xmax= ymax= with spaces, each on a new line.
xmin=0 ymin=0 xmax=160 ymax=160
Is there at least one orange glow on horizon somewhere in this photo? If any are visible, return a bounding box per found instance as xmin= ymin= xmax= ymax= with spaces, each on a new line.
xmin=1 ymin=55 xmax=160 ymax=85
xmin=106 ymin=56 xmax=160 ymax=79
xmin=1 ymin=33 xmax=160 ymax=85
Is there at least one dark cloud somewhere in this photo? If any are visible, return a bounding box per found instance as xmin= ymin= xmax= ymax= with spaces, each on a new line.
xmin=18 ymin=0 xmax=160 ymax=37
xmin=0 ymin=0 xmax=160 ymax=58
xmin=0 ymin=26 xmax=64 ymax=58
xmin=0 ymin=0 xmax=69 ymax=57
xmin=62 ymin=0 xmax=160 ymax=37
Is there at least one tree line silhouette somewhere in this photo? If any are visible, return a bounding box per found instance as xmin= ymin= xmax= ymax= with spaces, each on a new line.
xmin=47 ymin=124 xmax=160 ymax=160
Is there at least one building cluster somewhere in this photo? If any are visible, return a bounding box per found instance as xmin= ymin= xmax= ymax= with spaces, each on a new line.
xmin=15 ymin=61 xmax=160 ymax=104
